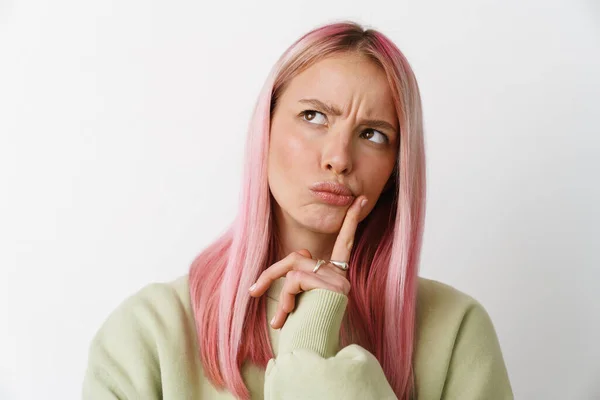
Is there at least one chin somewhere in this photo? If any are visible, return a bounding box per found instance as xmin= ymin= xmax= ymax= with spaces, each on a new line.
xmin=299 ymin=210 xmax=345 ymax=234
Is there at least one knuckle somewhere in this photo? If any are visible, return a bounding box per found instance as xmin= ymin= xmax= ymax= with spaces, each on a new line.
xmin=333 ymin=278 xmax=351 ymax=295
xmin=286 ymin=270 xmax=299 ymax=280
xmin=291 ymin=252 xmax=303 ymax=262
xmin=287 ymin=269 xmax=306 ymax=280
xmin=343 ymin=280 xmax=351 ymax=294
xmin=294 ymin=270 xmax=307 ymax=279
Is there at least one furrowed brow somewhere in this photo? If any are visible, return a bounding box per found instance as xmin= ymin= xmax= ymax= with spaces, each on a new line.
xmin=299 ymin=98 xmax=397 ymax=134
xmin=298 ymin=98 xmax=343 ymax=117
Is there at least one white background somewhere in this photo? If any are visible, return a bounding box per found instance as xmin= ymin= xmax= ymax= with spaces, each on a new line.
xmin=1 ymin=0 xmax=599 ymax=399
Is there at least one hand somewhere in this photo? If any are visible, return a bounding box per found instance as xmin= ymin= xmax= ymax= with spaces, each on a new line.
xmin=248 ymin=195 xmax=368 ymax=329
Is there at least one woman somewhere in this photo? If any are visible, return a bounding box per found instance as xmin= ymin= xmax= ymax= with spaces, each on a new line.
xmin=83 ymin=21 xmax=513 ymax=399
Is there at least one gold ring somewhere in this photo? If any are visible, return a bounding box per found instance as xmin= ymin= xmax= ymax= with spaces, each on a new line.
xmin=312 ymin=259 xmax=326 ymax=273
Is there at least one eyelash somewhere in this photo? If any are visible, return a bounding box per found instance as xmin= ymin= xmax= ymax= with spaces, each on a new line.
xmin=299 ymin=110 xmax=390 ymax=144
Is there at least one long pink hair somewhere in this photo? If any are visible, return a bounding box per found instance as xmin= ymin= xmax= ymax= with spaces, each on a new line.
xmin=189 ymin=20 xmax=426 ymax=399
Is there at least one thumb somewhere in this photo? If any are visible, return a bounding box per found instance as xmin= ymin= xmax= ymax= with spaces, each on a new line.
xmin=295 ymin=249 xmax=312 ymax=259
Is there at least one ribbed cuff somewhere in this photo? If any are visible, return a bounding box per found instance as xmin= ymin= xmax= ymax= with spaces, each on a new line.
xmin=277 ymin=288 xmax=348 ymax=358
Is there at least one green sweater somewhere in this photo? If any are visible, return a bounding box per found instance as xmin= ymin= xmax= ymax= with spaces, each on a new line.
xmin=82 ymin=275 xmax=513 ymax=399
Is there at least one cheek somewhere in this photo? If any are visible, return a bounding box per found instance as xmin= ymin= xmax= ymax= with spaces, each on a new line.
xmin=268 ymin=120 xmax=317 ymax=217
xmin=361 ymin=154 xmax=396 ymax=195
xmin=269 ymin=122 xmax=312 ymax=175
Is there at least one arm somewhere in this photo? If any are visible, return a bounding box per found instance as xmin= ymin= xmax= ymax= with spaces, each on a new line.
xmin=264 ymin=288 xmax=397 ymax=400
xmin=441 ymin=301 xmax=514 ymax=399
xmin=82 ymin=285 xmax=164 ymax=400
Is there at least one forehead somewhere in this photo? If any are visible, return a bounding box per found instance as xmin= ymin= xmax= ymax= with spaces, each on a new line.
xmin=282 ymin=52 xmax=396 ymax=120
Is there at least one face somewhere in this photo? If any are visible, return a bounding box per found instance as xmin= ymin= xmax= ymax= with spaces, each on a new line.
xmin=268 ymin=51 xmax=399 ymax=234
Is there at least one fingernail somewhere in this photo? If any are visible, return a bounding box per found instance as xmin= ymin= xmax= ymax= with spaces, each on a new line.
xmin=360 ymin=198 xmax=368 ymax=208
xmin=249 ymin=283 xmax=256 ymax=292
xmin=270 ymin=317 xmax=275 ymax=326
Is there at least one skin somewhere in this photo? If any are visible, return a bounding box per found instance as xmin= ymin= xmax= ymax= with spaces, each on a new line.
xmin=249 ymin=51 xmax=399 ymax=329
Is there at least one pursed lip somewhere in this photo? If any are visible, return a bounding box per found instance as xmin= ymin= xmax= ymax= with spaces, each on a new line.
xmin=309 ymin=181 xmax=354 ymax=196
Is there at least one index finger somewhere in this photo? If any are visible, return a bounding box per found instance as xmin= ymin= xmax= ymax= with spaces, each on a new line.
xmin=330 ymin=195 xmax=368 ymax=262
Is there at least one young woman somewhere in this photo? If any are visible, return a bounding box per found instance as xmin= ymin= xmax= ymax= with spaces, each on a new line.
xmin=83 ymin=20 xmax=513 ymax=399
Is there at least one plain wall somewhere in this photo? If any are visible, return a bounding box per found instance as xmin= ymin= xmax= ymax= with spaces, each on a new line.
xmin=1 ymin=0 xmax=599 ymax=398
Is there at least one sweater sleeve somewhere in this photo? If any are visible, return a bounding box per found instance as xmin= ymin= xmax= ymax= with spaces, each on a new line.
xmin=264 ymin=288 xmax=397 ymax=399
xmin=441 ymin=301 xmax=514 ymax=399
xmin=82 ymin=284 xmax=164 ymax=400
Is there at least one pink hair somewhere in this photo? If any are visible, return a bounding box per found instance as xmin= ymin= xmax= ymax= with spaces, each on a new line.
xmin=189 ymin=20 xmax=426 ymax=399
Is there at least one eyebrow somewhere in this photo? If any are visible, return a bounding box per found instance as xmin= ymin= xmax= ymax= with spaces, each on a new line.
xmin=298 ymin=98 xmax=398 ymax=134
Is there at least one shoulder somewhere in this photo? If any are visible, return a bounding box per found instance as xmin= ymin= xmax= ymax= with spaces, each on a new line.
xmin=93 ymin=275 xmax=192 ymax=337
xmin=416 ymin=276 xmax=483 ymax=322
xmin=83 ymin=275 xmax=196 ymax=398
xmin=415 ymin=276 xmax=497 ymax=350
xmin=414 ymin=277 xmax=512 ymax=399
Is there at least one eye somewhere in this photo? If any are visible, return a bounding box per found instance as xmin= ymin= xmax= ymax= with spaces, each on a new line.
xmin=300 ymin=110 xmax=327 ymax=125
xmin=361 ymin=129 xmax=389 ymax=144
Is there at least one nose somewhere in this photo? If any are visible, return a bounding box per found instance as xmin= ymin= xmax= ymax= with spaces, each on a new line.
xmin=321 ymin=131 xmax=353 ymax=176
